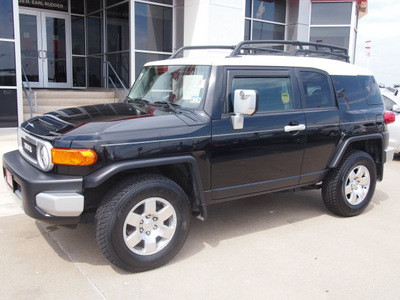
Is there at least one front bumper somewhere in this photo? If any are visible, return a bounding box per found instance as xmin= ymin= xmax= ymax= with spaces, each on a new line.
xmin=2 ymin=150 xmax=83 ymax=225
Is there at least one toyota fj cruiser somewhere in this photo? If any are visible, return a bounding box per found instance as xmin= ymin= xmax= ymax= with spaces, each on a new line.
xmin=2 ymin=41 xmax=395 ymax=272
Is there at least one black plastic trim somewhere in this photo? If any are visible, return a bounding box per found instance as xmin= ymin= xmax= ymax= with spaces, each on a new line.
xmin=2 ymin=150 xmax=82 ymax=224
xmin=328 ymin=133 xmax=383 ymax=168
xmin=84 ymin=155 xmax=208 ymax=220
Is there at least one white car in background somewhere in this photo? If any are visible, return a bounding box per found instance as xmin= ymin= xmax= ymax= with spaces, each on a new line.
xmin=381 ymin=89 xmax=400 ymax=153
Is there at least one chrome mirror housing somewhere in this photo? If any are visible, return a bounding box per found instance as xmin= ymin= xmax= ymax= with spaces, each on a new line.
xmin=231 ymin=89 xmax=257 ymax=130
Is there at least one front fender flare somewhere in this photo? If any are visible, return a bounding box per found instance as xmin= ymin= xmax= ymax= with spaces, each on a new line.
xmin=84 ymin=156 xmax=207 ymax=220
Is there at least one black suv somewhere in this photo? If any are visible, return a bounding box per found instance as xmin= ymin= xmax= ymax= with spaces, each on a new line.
xmin=3 ymin=41 xmax=394 ymax=272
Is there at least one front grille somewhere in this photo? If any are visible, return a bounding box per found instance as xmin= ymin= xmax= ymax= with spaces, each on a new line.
xmin=22 ymin=138 xmax=37 ymax=161
xmin=18 ymin=128 xmax=54 ymax=171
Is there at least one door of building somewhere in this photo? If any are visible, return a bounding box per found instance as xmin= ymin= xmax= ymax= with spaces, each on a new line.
xmin=20 ymin=9 xmax=71 ymax=88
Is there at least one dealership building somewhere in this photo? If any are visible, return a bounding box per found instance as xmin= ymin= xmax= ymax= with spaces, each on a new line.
xmin=0 ymin=0 xmax=368 ymax=128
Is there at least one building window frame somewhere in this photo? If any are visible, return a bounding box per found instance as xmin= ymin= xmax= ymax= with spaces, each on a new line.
xmin=309 ymin=1 xmax=357 ymax=62
xmin=0 ymin=0 xmax=22 ymax=127
xmin=244 ymin=0 xmax=287 ymax=41
xmin=132 ymin=0 xmax=174 ymax=83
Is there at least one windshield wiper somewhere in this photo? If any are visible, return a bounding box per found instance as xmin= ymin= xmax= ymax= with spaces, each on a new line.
xmin=126 ymin=97 xmax=150 ymax=106
xmin=154 ymin=101 xmax=181 ymax=113
xmin=124 ymin=95 xmax=133 ymax=103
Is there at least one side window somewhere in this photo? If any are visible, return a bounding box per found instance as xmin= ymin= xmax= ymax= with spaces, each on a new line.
xmin=358 ymin=76 xmax=383 ymax=106
xmin=230 ymin=77 xmax=293 ymax=112
xmin=332 ymin=75 xmax=366 ymax=110
xmin=299 ymin=71 xmax=335 ymax=109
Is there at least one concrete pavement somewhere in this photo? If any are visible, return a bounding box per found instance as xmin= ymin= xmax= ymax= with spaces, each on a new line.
xmin=1 ymin=129 xmax=400 ymax=299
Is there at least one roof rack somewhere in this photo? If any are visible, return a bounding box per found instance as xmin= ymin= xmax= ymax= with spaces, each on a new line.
xmin=230 ymin=40 xmax=349 ymax=62
xmin=170 ymin=40 xmax=349 ymax=62
xmin=169 ymin=45 xmax=236 ymax=59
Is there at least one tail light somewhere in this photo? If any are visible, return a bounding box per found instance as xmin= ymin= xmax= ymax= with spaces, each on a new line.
xmin=384 ymin=111 xmax=396 ymax=125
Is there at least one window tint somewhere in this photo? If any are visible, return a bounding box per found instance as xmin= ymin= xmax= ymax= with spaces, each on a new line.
xmin=135 ymin=2 xmax=172 ymax=53
xmin=332 ymin=75 xmax=366 ymax=110
xmin=0 ymin=41 xmax=16 ymax=86
xmin=309 ymin=27 xmax=350 ymax=49
xmin=0 ymin=89 xmax=18 ymax=127
xmin=358 ymin=76 xmax=383 ymax=106
xmin=300 ymin=71 xmax=335 ymax=109
xmin=0 ymin=0 xmax=13 ymax=39
xmin=72 ymin=16 xmax=85 ymax=55
xmin=231 ymin=77 xmax=293 ymax=112
xmin=311 ymin=2 xmax=352 ymax=25
xmin=252 ymin=21 xmax=285 ymax=41
xmin=252 ymin=0 xmax=286 ymax=23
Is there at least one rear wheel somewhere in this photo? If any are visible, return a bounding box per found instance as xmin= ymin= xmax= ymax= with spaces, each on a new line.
xmin=95 ymin=174 xmax=191 ymax=272
xmin=322 ymin=150 xmax=377 ymax=217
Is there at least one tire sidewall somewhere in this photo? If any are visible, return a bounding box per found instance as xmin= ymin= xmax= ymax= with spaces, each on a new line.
xmin=106 ymin=177 xmax=190 ymax=272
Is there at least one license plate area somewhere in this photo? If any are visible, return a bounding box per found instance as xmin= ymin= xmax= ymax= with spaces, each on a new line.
xmin=5 ymin=168 xmax=14 ymax=190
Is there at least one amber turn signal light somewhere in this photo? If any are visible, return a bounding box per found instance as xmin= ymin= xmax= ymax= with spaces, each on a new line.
xmin=51 ymin=148 xmax=97 ymax=166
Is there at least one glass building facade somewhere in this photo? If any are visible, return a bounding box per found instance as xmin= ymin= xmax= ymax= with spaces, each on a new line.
xmin=245 ymin=0 xmax=286 ymax=41
xmin=310 ymin=1 xmax=354 ymax=49
xmin=0 ymin=0 xmax=19 ymax=127
xmin=245 ymin=0 xmax=359 ymax=56
xmin=18 ymin=0 xmax=177 ymax=89
xmin=1 ymin=0 xmax=365 ymax=128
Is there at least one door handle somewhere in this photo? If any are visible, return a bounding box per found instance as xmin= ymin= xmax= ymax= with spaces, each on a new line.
xmin=38 ymin=50 xmax=43 ymax=59
xmin=284 ymin=124 xmax=306 ymax=132
xmin=42 ymin=50 xmax=47 ymax=59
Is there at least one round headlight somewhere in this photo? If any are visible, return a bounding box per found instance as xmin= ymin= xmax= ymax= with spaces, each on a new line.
xmin=37 ymin=145 xmax=52 ymax=171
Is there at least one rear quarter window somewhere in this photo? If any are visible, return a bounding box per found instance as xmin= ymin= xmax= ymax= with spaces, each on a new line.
xmin=333 ymin=75 xmax=383 ymax=108
xmin=358 ymin=76 xmax=383 ymax=106
xmin=332 ymin=75 xmax=366 ymax=110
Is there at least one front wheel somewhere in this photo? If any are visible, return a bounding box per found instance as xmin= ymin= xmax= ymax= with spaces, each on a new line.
xmin=95 ymin=175 xmax=191 ymax=272
xmin=322 ymin=150 xmax=377 ymax=217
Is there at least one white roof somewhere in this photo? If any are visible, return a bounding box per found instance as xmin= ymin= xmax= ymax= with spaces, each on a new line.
xmin=145 ymin=55 xmax=373 ymax=77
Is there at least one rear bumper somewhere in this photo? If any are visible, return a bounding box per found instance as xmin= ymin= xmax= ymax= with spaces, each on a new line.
xmin=2 ymin=150 xmax=83 ymax=225
xmin=385 ymin=146 xmax=395 ymax=163
xmin=382 ymin=130 xmax=394 ymax=162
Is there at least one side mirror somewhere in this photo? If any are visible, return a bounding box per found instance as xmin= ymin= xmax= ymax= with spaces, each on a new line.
xmin=392 ymin=104 xmax=400 ymax=113
xmin=231 ymin=89 xmax=257 ymax=130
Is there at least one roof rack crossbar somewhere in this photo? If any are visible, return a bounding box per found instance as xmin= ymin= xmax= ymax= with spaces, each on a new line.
xmin=169 ymin=45 xmax=235 ymax=59
xmin=292 ymin=49 xmax=349 ymax=61
xmin=168 ymin=40 xmax=350 ymax=62
xmin=240 ymin=46 xmax=285 ymax=54
xmin=229 ymin=40 xmax=349 ymax=62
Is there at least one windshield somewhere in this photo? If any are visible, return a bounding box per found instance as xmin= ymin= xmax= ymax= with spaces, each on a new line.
xmin=128 ymin=65 xmax=211 ymax=109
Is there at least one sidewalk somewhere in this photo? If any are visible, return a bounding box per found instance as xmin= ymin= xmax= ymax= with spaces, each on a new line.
xmin=1 ymin=129 xmax=400 ymax=299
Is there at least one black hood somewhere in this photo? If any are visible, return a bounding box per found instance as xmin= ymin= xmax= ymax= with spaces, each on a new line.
xmin=21 ymin=103 xmax=171 ymax=137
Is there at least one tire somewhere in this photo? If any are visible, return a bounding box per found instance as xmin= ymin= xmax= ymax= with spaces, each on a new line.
xmin=95 ymin=174 xmax=191 ymax=272
xmin=322 ymin=150 xmax=377 ymax=217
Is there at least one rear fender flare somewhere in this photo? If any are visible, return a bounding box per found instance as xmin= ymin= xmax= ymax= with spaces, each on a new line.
xmin=328 ymin=133 xmax=384 ymax=180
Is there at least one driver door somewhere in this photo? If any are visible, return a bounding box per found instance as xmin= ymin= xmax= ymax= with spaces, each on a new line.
xmin=210 ymin=68 xmax=306 ymax=200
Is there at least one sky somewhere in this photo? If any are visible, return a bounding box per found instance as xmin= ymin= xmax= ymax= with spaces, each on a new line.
xmin=355 ymin=0 xmax=400 ymax=87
